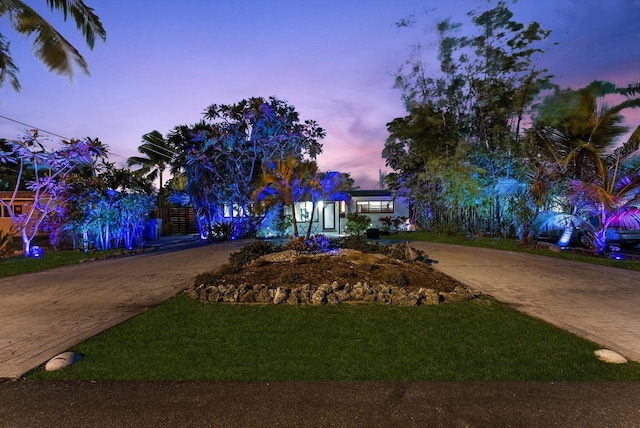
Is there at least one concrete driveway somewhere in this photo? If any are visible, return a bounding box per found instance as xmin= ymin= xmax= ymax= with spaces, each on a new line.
xmin=411 ymin=242 xmax=640 ymax=363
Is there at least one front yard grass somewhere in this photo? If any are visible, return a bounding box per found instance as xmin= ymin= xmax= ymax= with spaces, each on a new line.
xmin=395 ymin=231 xmax=640 ymax=271
xmin=0 ymin=249 xmax=123 ymax=279
xmin=26 ymin=294 xmax=640 ymax=381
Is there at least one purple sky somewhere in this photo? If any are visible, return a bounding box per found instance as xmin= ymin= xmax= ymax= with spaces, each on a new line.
xmin=1 ymin=0 xmax=639 ymax=189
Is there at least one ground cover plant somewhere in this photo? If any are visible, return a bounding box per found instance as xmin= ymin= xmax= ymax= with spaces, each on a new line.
xmin=0 ymin=237 xmax=142 ymax=279
xmin=27 ymin=294 xmax=640 ymax=381
xmin=395 ymin=231 xmax=640 ymax=272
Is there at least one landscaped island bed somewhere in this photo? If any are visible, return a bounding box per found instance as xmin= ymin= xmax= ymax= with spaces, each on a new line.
xmin=188 ymin=248 xmax=478 ymax=306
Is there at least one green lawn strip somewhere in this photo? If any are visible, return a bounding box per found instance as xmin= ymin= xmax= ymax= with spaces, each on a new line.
xmin=395 ymin=231 xmax=640 ymax=271
xmin=27 ymin=294 xmax=640 ymax=381
xmin=0 ymin=249 xmax=123 ymax=279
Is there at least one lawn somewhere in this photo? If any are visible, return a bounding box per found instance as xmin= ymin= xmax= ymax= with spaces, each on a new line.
xmin=395 ymin=231 xmax=640 ymax=271
xmin=26 ymin=294 xmax=640 ymax=381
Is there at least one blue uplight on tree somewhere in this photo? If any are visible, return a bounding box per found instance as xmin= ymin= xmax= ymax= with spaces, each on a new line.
xmin=29 ymin=246 xmax=44 ymax=258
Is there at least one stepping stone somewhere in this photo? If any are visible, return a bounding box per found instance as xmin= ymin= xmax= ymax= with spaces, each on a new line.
xmin=44 ymin=352 xmax=82 ymax=371
xmin=594 ymin=349 xmax=627 ymax=364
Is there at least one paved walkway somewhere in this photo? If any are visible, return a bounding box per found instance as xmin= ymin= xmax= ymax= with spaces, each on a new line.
xmin=412 ymin=242 xmax=640 ymax=363
xmin=0 ymin=237 xmax=244 ymax=378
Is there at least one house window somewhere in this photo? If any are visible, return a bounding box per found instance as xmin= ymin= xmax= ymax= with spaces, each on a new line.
xmin=223 ymin=204 xmax=244 ymax=218
xmin=356 ymin=200 xmax=394 ymax=213
xmin=298 ymin=202 xmax=318 ymax=222
xmin=3 ymin=205 xmax=22 ymax=217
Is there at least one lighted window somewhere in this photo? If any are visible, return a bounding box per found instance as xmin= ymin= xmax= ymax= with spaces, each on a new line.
xmin=298 ymin=202 xmax=318 ymax=222
xmin=356 ymin=200 xmax=394 ymax=213
xmin=223 ymin=204 xmax=244 ymax=218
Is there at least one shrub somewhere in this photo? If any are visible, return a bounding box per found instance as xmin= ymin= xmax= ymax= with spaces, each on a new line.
xmin=329 ymin=235 xmax=381 ymax=253
xmin=307 ymin=234 xmax=330 ymax=252
xmin=284 ymin=234 xmax=330 ymax=254
xmin=227 ymin=241 xmax=283 ymax=269
xmin=345 ymin=212 xmax=371 ymax=236
xmin=212 ymin=221 xmax=234 ymax=241
xmin=284 ymin=236 xmax=307 ymax=253
xmin=382 ymin=270 xmax=409 ymax=287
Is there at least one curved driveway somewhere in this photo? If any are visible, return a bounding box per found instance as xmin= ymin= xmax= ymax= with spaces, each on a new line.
xmin=411 ymin=242 xmax=640 ymax=363
xmin=0 ymin=239 xmax=244 ymax=379
xmin=1 ymin=239 xmax=639 ymax=380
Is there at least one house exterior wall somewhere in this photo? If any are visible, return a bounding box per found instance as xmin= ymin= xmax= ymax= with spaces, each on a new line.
xmin=348 ymin=190 xmax=410 ymax=233
xmin=282 ymin=190 xmax=411 ymax=237
xmin=0 ymin=192 xmax=36 ymax=235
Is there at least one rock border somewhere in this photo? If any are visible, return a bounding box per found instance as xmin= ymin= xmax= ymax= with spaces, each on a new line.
xmin=188 ymin=280 xmax=479 ymax=306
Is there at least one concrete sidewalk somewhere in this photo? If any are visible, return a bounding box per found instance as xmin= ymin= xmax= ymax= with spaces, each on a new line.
xmin=0 ymin=238 xmax=244 ymax=378
xmin=412 ymin=242 xmax=640 ymax=363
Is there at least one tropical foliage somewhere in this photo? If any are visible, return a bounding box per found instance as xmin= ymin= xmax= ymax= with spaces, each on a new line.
xmin=0 ymin=131 xmax=106 ymax=256
xmin=47 ymin=164 xmax=156 ymax=252
xmin=127 ymin=130 xmax=175 ymax=206
xmin=169 ymin=97 xmax=325 ymax=239
xmin=384 ymin=1 xmax=640 ymax=254
xmin=531 ymin=81 xmax=640 ymax=252
xmin=0 ymin=0 xmax=106 ymax=91
xmin=252 ymin=157 xmax=350 ymax=239
xmin=386 ymin=1 xmax=553 ymax=235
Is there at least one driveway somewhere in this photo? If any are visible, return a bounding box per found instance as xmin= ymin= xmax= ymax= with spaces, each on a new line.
xmin=2 ymin=239 xmax=640 ymax=427
xmin=0 ymin=239 xmax=245 ymax=379
xmin=411 ymin=242 xmax=640 ymax=363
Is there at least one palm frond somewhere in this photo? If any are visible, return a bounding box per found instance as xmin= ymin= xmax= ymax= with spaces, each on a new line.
xmin=616 ymin=170 xmax=640 ymax=196
xmin=607 ymin=208 xmax=640 ymax=229
xmin=568 ymin=179 xmax=617 ymax=210
xmin=619 ymin=82 xmax=640 ymax=97
xmin=45 ymin=0 xmax=106 ymax=48
xmin=0 ymin=34 xmax=21 ymax=91
xmin=11 ymin=2 xmax=88 ymax=76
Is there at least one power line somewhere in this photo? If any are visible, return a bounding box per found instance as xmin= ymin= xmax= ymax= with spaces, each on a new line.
xmin=0 ymin=114 xmax=69 ymax=140
xmin=0 ymin=113 xmax=159 ymax=169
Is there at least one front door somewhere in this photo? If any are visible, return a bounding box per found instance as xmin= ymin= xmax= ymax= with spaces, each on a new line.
xmin=323 ymin=202 xmax=335 ymax=231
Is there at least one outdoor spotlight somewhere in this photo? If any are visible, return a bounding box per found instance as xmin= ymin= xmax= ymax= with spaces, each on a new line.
xmin=29 ymin=246 xmax=44 ymax=258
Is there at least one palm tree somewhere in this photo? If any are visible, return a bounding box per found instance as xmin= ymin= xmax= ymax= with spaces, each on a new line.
xmin=127 ymin=131 xmax=175 ymax=191
xmin=0 ymin=0 xmax=106 ymax=91
xmin=533 ymin=80 xmax=640 ymax=252
xmin=252 ymin=157 xmax=317 ymax=238
xmin=304 ymin=171 xmax=350 ymax=240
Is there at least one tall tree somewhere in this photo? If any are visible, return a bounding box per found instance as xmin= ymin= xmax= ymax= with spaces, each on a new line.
xmin=127 ymin=130 xmax=174 ymax=193
xmin=0 ymin=0 xmax=106 ymax=91
xmin=170 ymin=97 xmax=325 ymax=239
xmin=532 ymin=80 xmax=640 ymax=252
xmin=388 ymin=0 xmax=553 ymax=234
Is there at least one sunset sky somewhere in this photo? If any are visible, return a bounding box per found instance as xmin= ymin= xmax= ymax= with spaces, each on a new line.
xmin=1 ymin=0 xmax=639 ymax=188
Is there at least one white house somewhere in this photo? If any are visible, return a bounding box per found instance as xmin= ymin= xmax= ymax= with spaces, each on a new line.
xmin=279 ymin=189 xmax=411 ymax=237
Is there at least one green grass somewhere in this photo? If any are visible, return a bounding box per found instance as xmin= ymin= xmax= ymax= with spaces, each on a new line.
xmin=0 ymin=248 xmax=123 ymax=279
xmin=26 ymin=294 xmax=640 ymax=381
xmin=395 ymin=231 xmax=640 ymax=271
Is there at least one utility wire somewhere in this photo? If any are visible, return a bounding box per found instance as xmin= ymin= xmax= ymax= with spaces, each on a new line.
xmin=0 ymin=114 xmax=69 ymax=140
xmin=0 ymin=113 xmax=161 ymax=169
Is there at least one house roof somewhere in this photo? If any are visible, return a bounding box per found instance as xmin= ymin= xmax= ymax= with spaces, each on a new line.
xmin=348 ymin=189 xmax=392 ymax=197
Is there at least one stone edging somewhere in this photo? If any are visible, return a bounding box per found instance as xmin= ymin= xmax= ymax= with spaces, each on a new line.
xmin=188 ymin=280 xmax=480 ymax=306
